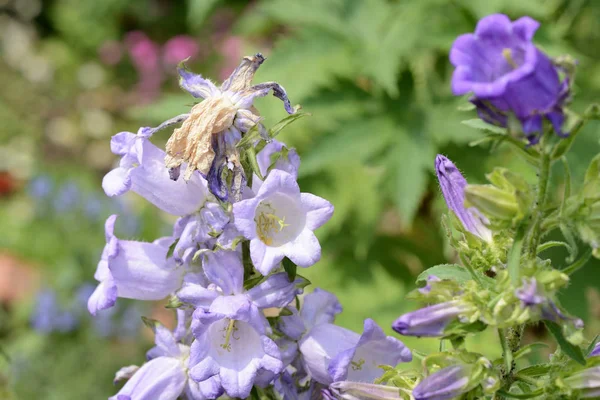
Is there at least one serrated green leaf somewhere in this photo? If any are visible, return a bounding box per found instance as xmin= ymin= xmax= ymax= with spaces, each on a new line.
xmin=461 ymin=118 xmax=507 ymax=134
xmin=544 ymin=321 xmax=586 ymax=365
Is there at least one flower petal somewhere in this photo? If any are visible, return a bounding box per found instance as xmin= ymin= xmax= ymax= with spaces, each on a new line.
xmin=109 ymin=357 xmax=186 ymax=400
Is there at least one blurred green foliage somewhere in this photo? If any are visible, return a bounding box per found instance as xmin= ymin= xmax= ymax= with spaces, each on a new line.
xmin=1 ymin=0 xmax=600 ymax=398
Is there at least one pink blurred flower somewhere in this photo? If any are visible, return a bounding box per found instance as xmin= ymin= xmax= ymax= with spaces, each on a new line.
xmin=218 ymin=36 xmax=243 ymax=81
xmin=163 ymin=36 xmax=200 ymax=67
xmin=125 ymin=31 xmax=160 ymax=73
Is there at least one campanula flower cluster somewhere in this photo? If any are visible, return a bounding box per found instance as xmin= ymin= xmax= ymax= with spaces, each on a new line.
xmin=89 ymin=53 xmax=414 ymax=399
xmin=86 ymin=12 xmax=600 ymax=400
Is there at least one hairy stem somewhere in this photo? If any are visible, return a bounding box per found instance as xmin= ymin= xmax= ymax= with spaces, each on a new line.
xmin=524 ymin=150 xmax=552 ymax=262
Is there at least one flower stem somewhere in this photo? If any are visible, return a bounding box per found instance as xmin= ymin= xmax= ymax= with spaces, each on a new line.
xmin=524 ymin=150 xmax=552 ymax=262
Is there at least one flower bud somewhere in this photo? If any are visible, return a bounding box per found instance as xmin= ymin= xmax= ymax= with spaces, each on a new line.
xmin=412 ymin=365 xmax=475 ymax=400
xmin=392 ymin=300 xmax=474 ymax=337
xmin=328 ymin=381 xmax=402 ymax=400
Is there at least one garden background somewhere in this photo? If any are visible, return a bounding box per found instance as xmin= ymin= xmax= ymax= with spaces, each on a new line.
xmin=1 ymin=0 xmax=599 ymax=398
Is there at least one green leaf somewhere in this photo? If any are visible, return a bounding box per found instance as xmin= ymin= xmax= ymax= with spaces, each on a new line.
xmin=586 ymin=334 xmax=600 ymax=356
xmin=416 ymin=264 xmax=472 ymax=284
xmin=389 ymin=132 xmax=432 ymax=226
xmin=269 ymin=111 xmax=311 ymax=139
xmin=236 ymin=124 xmax=261 ymax=149
xmin=166 ymin=239 xmax=179 ymax=259
xmin=282 ymin=257 xmax=297 ymax=282
xmin=496 ymin=389 xmax=545 ymax=399
xmin=141 ymin=316 xmax=158 ymax=330
xmin=243 ymin=275 xmax=265 ymax=291
xmin=461 ymin=119 xmax=507 ymax=134
xmin=513 ymin=343 xmax=550 ymax=360
xmin=517 ymin=364 xmax=553 ymax=377
xmin=544 ymin=321 xmax=586 ymax=365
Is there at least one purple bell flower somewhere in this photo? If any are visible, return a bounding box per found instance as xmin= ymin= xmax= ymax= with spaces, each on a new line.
xmin=515 ymin=277 xmax=544 ymax=306
xmin=233 ymin=169 xmax=334 ymax=275
xmin=102 ymin=121 xmax=209 ymax=216
xmin=87 ymin=215 xmax=185 ymax=315
xmin=435 ymin=155 xmax=492 ymax=241
xmin=111 ymin=319 xmax=222 ymax=400
xmin=299 ymin=319 xmax=411 ymax=386
xmin=188 ymin=309 xmax=283 ymax=399
xmin=176 ymin=249 xmax=307 ymax=334
xmin=450 ymin=14 xmax=569 ymax=143
xmin=412 ymin=365 xmax=472 ymax=400
xmin=392 ymin=300 xmax=472 ymax=337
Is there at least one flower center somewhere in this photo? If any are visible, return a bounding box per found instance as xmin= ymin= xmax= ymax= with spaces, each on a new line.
xmin=219 ymin=319 xmax=240 ymax=352
xmin=502 ymin=48 xmax=518 ymax=69
xmin=255 ymin=202 xmax=289 ymax=245
xmin=351 ymin=358 xmax=365 ymax=371
xmin=254 ymin=194 xmax=305 ymax=247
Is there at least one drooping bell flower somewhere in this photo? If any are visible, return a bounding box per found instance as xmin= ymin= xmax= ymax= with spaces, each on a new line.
xmin=298 ymin=319 xmax=411 ymax=386
xmin=87 ymin=215 xmax=185 ymax=315
xmin=102 ymin=117 xmax=209 ymax=216
xmin=450 ymin=14 xmax=569 ymax=144
xmin=435 ymin=155 xmax=492 ymax=242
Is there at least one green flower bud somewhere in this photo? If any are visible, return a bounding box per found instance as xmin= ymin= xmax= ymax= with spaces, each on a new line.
xmin=465 ymin=184 xmax=519 ymax=220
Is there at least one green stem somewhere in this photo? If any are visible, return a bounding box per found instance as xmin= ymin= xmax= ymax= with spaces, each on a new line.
xmin=524 ymin=151 xmax=552 ymax=262
xmin=562 ymin=248 xmax=593 ymax=275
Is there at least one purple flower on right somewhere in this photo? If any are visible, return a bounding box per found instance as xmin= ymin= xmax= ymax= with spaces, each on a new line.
xmin=450 ymin=14 xmax=569 ymax=144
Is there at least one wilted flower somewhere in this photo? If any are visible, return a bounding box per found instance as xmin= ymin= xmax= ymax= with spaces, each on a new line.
xmin=435 ymin=155 xmax=492 ymax=242
xmin=450 ymin=14 xmax=569 ymax=143
xmin=233 ymin=170 xmax=333 ymax=275
xmin=392 ymin=300 xmax=474 ymax=337
xmin=165 ymin=54 xmax=294 ymax=201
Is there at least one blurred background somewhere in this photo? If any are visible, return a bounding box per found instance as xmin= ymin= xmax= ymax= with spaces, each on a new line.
xmin=1 ymin=0 xmax=600 ymax=398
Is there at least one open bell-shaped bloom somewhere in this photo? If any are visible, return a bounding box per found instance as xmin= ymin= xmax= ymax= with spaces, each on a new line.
xmin=111 ymin=320 xmax=222 ymax=400
xmin=299 ymin=319 xmax=411 ymax=386
xmin=450 ymin=14 xmax=568 ymax=143
xmin=188 ymin=309 xmax=283 ymax=399
xmin=233 ymin=170 xmax=334 ymax=275
xmin=176 ymin=249 xmax=307 ymax=334
xmin=87 ymin=215 xmax=185 ymax=315
xmin=102 ymin=119 xmax=209 ymax=216
xmin=435 ymin=155 xmax=492 ymax=242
